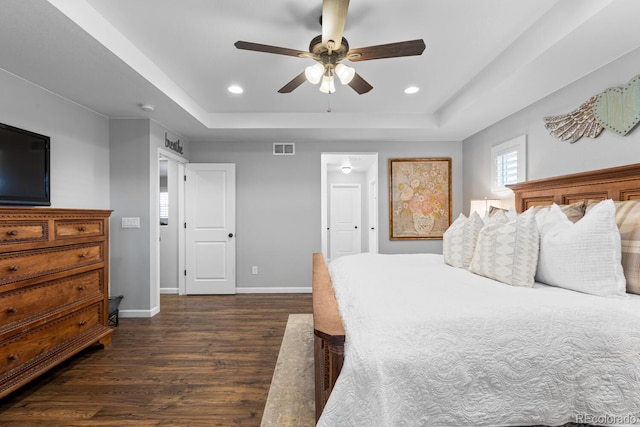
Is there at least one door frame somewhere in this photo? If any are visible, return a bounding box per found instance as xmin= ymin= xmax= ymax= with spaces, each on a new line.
xmin=153 ymin=149 xmax=187 ymax=305
xmin=320 ymin=152 xmax=378 ymax=261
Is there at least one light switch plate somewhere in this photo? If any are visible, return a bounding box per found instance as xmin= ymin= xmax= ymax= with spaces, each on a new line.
xmin=121 ymin=217 xmax=141 ymax=228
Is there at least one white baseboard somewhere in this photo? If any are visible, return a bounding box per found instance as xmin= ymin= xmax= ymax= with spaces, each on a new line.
xmin=160 ymin=288 xmax=179 ymax=294
xmin=118 ymin=305 xmax=160 ymax=318
xmin=236 ymin=287 xmax=311 ymax=294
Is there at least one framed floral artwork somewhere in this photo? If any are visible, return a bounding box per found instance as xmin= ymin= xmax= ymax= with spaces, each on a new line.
xmin=388 ymin=158 xmax=452 ymax=240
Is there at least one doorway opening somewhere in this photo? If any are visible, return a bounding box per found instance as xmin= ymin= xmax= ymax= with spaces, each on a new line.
xmin=156 ymin=150 xmax=187 ymax=299
xmin=321 ymin=153 xmax=378 ymax=261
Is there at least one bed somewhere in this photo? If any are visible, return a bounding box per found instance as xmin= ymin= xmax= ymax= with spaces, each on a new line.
xmin=312 ymin=162 xmax=640 ymax=426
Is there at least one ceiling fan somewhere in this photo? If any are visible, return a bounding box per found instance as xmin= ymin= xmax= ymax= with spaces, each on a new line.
xmin=234 ymin=0 xmax=426 ymax=95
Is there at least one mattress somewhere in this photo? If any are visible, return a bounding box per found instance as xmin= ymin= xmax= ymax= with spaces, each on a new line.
xmin=318 ymin=253 xmax=640 ymax=427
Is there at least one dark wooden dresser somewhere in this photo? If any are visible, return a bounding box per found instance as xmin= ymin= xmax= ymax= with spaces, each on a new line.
xmin=0 ymin=208 xmax=112 ymax=398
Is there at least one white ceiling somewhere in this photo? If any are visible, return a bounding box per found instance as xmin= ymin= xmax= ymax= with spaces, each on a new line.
xmin=1 ymin=0 xmax=639 ymax=143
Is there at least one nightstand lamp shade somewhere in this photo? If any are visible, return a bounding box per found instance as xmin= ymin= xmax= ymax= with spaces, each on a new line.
xmin=469 ymin=199 xmax=501 ymax=217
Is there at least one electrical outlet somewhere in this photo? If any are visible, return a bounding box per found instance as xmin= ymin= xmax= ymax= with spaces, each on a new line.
xmin=252 ymin=266 xmax=258 ymax=275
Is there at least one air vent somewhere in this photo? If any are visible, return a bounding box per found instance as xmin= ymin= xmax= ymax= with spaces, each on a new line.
xmin=273 ymin=143 xmax=295 ymax=155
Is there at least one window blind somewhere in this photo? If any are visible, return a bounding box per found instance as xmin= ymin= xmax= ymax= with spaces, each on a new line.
xmin=159 ymin=191 xmax=169 ymax=219
xmin=495 ymin=149 xmax=518 ymax=187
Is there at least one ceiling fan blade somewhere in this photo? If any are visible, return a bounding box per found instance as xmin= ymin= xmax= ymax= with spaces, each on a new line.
xmin=322 ymin=0 xmax=350 ymax=49
xmin=347 ymin=39 xmax=426 ymax=62
xmin=235 ymin=41 xmax=309 ymax=58
xmin=278 ymin=72 xmax=308 ymax=93
xmin=348 ymin=72 xmax=373 ymax=94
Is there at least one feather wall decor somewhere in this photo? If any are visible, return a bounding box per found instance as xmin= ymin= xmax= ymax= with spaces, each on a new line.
xmin=543 ymin=96 xmax=604 ymax=143
xmin=544 ymin=74 xmax=640 ymax=143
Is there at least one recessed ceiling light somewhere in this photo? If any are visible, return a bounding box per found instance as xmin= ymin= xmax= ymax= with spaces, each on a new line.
xmin=228 ymin=85 xmax=244 ymax=94
xmin=404 ymin=86 xmax=420 ymax=94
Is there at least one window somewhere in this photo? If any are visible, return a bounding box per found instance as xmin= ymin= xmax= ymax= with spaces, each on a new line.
xmin=159 ymin=191 xmax=169 ymax=225
xmin=491 ymin=135 xmax=526 ymax=192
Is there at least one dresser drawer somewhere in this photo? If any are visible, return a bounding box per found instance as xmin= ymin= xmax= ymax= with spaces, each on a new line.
xmin=0 ymin=222 xmax=48 ymax=245
xmin=0 ymin=270 xmax=103 ymax=332
xmin=0 ymin=243 xmax=104 ymax=285
xmin=0 ymin=302 xmax=102 ymax=377
xmin=55 ymin=220 xmax=104 ymax=240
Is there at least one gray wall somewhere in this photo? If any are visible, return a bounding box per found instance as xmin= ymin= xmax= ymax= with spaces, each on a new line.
xmin=189 ymin=140 xmax=463 ymax=291
xmin=463 ymin=47 xmax=640 ymax=210
xmin=0 ymin=69 xmax=110 ymax=209
xmin=109 ymin=119 xmax=188 ymax=315
xmin=109 ymin=119 xmax=152 ymax=314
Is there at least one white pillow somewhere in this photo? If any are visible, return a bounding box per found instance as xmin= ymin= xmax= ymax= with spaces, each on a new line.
xmin=469 ymin=208 xmax=539 ymax=287
xmin=483 ymin=208 xmax=509 ymax=225
xmin=536 ymin=200 xmax=626 ymax=297
xmin=443 ymin=212 xmax=484 ymax=268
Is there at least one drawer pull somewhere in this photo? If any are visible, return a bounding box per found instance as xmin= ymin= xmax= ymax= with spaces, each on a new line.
xmin=78 ymin=321 xmax=87 ymax=327
xmin=77 ymin=285 xmax=86 ymax=291
xmin=79 ymin=253 xmax=87 ymax=258
xmin=7 ymin=307 xmax=17 ymax=314
xmin=8 ymin=354 xmax=17 ymax=361
xmin=8 ymin=265 xmax=19 ymax=272
xmin=78 ymin=226 xmax=86 ymax=232
xmin=6 ymin=230 xmax=18 ymax=236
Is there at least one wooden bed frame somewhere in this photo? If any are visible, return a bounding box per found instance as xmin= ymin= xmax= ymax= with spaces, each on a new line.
xmin=312 ymin=162 xmax=640 ymax=421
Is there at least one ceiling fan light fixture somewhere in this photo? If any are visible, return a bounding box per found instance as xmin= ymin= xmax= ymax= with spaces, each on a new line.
xmin=335 ymin=63 xmax=355 ymax=85
xmin=319 ymin=74 xmax=336 ymax=94
xmin=305 ymin=63 xmax=324 ymax=85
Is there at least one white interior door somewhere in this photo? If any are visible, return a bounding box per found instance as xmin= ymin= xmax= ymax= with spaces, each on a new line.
xmin=330 ymin=184 xmax=361 ymax=260
xmin=185 ymin=163 xmax=236 ymax=294
xmin=368 ymin=179 xmax=378 ymax=253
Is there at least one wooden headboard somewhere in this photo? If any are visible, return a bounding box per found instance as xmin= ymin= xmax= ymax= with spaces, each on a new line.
xmin=508 ymin=163 xmax=640 ymax=213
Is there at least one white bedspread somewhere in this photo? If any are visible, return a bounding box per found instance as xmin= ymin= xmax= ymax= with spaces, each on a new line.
xmin=318 ymin=253 xmax=640 ymax=427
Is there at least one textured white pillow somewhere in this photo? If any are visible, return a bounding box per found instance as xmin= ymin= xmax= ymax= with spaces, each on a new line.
xmin=443 ymin=212 xmax=484 ymax=268
xmin=469 ymin=208 xmax=539 ymax=287
xmin=536 ymin=200 xmax=626 ymax=297
xmin=482 ymin=208 xmax=509 ymax=225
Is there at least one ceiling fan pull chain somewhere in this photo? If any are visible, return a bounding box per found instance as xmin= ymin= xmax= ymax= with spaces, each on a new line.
xmin=327 ymin=94 xmax=332 ymax=113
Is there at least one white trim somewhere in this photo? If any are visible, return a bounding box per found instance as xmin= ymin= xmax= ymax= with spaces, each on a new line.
xmin=236 ymin=287 xmax=311 ymax=294
xmin=177 ymin=162 xmax=186 ymax=295
xmin=154 ymin=148 xmax=188 ymax=314
xmin=320 ymin=158 xmax=328 ymax=259
xmin=160 ymin=288 xmax=179 ymax=294
xmin=119 ymin=305 xmax=160 ymax=318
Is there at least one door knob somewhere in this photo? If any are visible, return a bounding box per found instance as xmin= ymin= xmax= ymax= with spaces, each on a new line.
xmin=354 ymin=226 xmax=358 ymax=229
xmin=228 ymin=233 xmax=234 ymax=238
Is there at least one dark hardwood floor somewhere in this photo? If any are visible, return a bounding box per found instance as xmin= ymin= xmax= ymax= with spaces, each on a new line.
xmin=0 ymin=293 xmax=313 ymax=427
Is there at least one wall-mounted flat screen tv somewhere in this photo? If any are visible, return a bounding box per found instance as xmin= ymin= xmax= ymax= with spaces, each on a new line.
xmin=0 ymin=122 xmax=50 ymax=206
